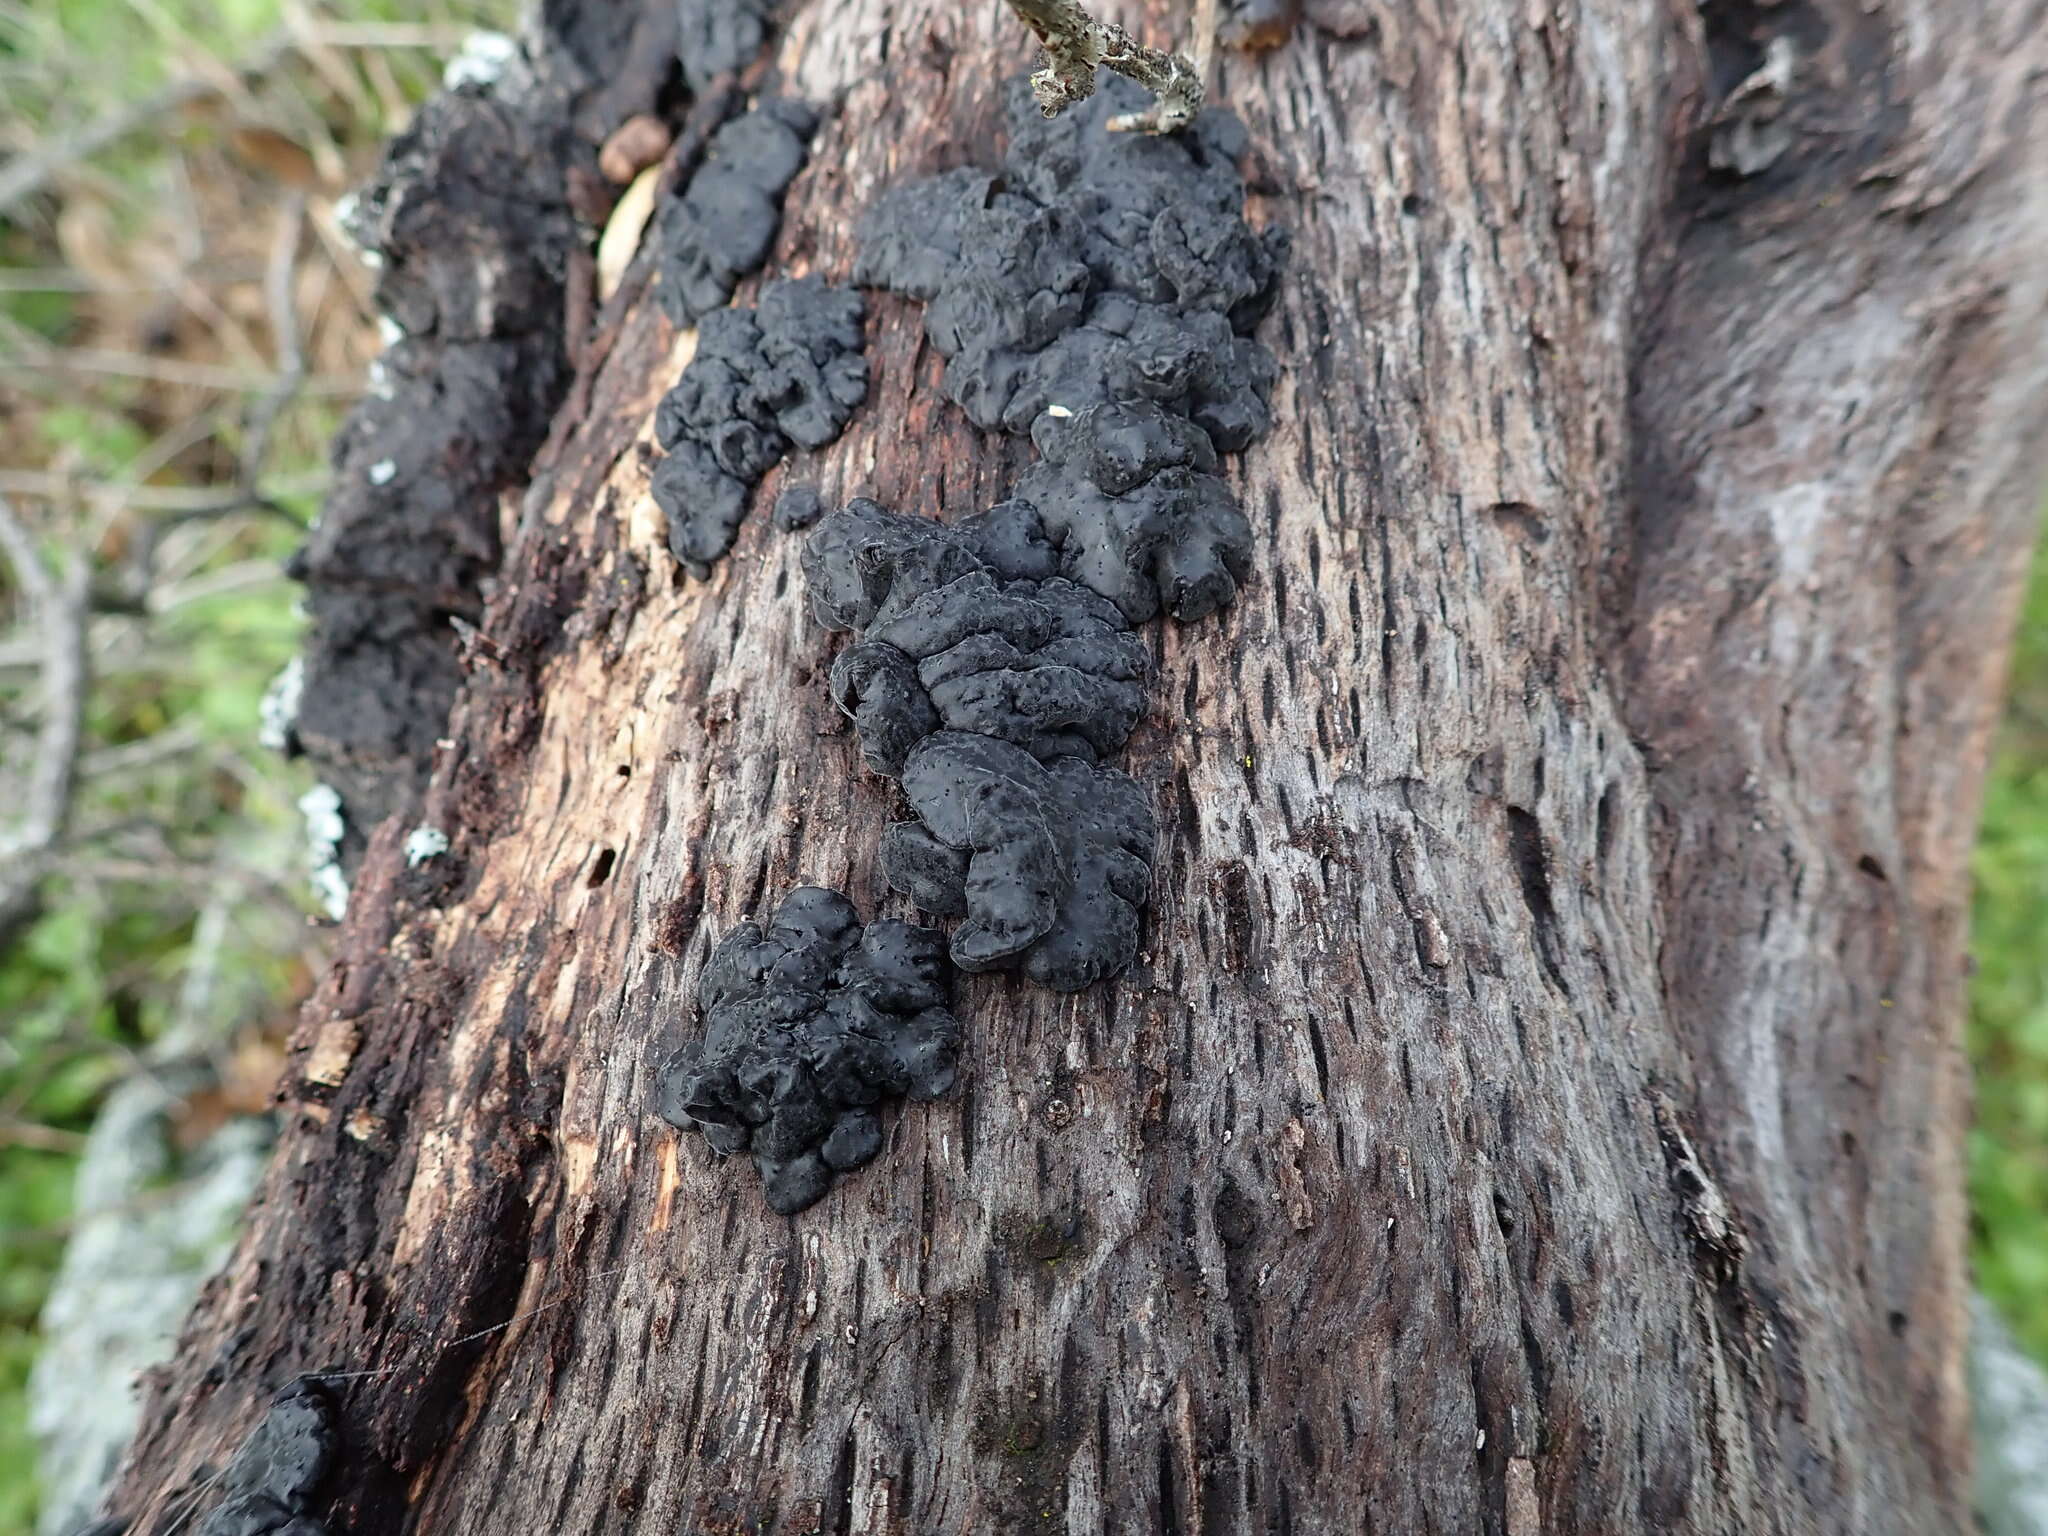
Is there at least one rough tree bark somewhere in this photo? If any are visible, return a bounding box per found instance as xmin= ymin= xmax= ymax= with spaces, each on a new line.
xmin=101 ymin=0 xmax=2048 ymax=1532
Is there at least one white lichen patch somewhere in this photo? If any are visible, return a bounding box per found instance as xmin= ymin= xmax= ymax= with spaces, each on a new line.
xmin=378 ymin=315 xmax=405 ymax=347
xmin=367 ymin=358 xmax=394 ymax=400
xmin=257 ymin=656 xmax=304 ymax=754
xmin=404 ymin=825 xmax=452 ymax=868
xmin=368 ymin=458 xmax=398 ymax=486
xmin=311 ymin=864 xmax=350 ymax=923
xmin=298 ymin=783 xmax=350 ymax=921
xmin=443 ymin=30 xmax=520 ymax=92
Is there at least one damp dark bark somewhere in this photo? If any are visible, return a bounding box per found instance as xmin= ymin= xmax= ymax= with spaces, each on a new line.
xmin=104 ymin=1 xmax=2048 ymax=1533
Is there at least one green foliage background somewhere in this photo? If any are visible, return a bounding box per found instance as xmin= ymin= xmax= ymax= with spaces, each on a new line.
xmin=0 ymin=5 xmax=2045 ymax=1532
xmin=0 ymin=3 xmax=488 ymax=1530
xmin=1971 ymin=532 xmax=2048 ymax=1359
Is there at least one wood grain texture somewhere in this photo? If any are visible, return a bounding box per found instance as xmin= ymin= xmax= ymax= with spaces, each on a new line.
xmin=106 ymin=2 xmax=2048 ymax=1533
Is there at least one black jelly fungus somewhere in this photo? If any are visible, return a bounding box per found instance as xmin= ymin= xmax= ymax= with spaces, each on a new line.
xmin=192 ymin=1378 xmax=338 ymax=1536
xmin=805 ymin=498 xmax=1151 ymax=773
xmin=773 ymin=484 xmax=826 ymax=532
xmin=659 ymin=887 xmax=961 ymax=1214
xmin=675 ymin=0 xmax=772 ymax=92
xmin=795 ymin=76 xmax=1284 ymax=990
xmin=655 ymin=98 xmax=818 ymax=329
xmin=889 ymin=732 xmax=1156 ymax=991
xmin=651 ymin=277 xmax=868 ymax=571
xmin=853 ymin=76 xmax=1284 ymax=461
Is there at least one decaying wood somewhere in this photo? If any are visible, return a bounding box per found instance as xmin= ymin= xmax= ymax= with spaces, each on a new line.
xmin=106 ymin=0 xmax=2048 ymax=1532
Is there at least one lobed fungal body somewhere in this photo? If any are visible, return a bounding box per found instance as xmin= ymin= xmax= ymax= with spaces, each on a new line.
xmin=192 ymin=1378 xmax=337 ymax=1536
xmin=656 ymin=75 xmax=1286 ymax=1213
xmin=885 ymin=733 xmax=1156 ymax=992
xmin=655 ymin=98 xmax=817 ymax=328
xmin=675 ymin=0 xmax=774 ymax=91
xmin=657 ymin=887 xmax=961 ymax=1214
xmin=773 ymin=484 xmax=826 ymax=532
xmin=283 ymin=12 xmax=661 ymax=876
xmin=852 ymin=79 xmax=1285 ymax=447
xmin=797 ymin=78 xmax=1283 ymax=990
xmin=799 ymin=496 xmax=1161 ymax=989
xmin=652 ymin=277 xmax=868 ymax=571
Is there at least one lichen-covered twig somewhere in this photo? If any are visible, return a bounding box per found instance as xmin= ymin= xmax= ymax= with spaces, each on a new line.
xmin=1001 ymin=0 xmax=1205 ymax=133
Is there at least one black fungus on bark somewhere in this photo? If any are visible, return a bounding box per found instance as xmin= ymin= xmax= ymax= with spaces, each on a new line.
xmin=190 ymin=1378 xmax=337 ymax=1536
xmin=675 ymin=0 xmax=773 ymax=93
xmin=773 ymin=484 xmax=826 ymax=532
xmin=651 ymin=277 xmax=868 ymax=572
xmin=800 ymin=499 xmax=1159 ymax=990
xmin=284 ymin=26 xmax=637 ymax=871
xmin=657 ymin=887 xmax=961 ymax=1214
xmin=798 ymin=77 xmax=1284 ymax=990
xmin=804 ymin=495 xmax=1150 ymax=769
xmin=654 ymin=98 xmax=817 ymax=329
xmin=887 ymin=734 xmax=1155 ymax=991
xmin=851 ymin=79 xmax=1286 ymax=449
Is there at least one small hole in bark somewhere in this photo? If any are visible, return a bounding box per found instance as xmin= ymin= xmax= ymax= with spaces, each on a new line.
xmin=588 ymin=847 xmax=618 ymax=887
xmin=1857 ymin=854 xmax=1888 ymax=882
xmin=1401 ymin=193 xmax=1424 ymax=216
xmin=1889 ymin=1310 xmax=1909 ymax=1336
xmin=1842 ymin=1131 xmax=1857 ymax=1157
xmin=616 ymin=763 xmax=631 ymax=778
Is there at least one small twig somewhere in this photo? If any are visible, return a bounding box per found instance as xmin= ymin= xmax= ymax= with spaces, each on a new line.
xmin=166 ymin=878 xmax=233 ymax=1049
xmin=0 ymin=469 xmax=323 ymax=515
xmin=0 ymin=1117 xmax=89 ymax=1154
xmin=80 ymin=723 xmax=205 ymax=779
xmin=1191 ymin=0 xmax=1219 ymax=99
xmin=239 ymin=193 xmax=309 ymax=488
xmin=10 ymin=345 xmax=358 ymax=395
xmin=287 ymin=20 xmax=477 ymax=49
xmin=0 ymin=493 xmax=91 ymax=947
xmin=151 ymin=555 xmax=298 ymax=613
xmin=0 ymin=469 xmax=314 ymax=513
xmin=0 ymin=270 xmax=184 ymax=294
xmin=1001 ymin=0 xmax=1205 ymax=133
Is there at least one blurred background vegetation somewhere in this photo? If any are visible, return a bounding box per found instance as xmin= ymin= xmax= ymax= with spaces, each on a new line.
xmin=0 ymin=2 xmax=2043 ymax=1531
xmin=1972 ymin=545 xmax=2048 ymax=1352
xmin=0 ymin=2 xmax=495 ymax=1529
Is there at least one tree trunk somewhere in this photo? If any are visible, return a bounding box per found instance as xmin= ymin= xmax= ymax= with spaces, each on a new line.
xmin=104 ymin=1 xmax=2048 ymax=1532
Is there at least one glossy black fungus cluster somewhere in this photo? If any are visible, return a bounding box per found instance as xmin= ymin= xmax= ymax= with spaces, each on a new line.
xmin=807 ymin=497 xmax=1148 ymax=768
xmin=193 ymin=1379 xmax=336 ymax=1536
xmin=652 ymin=277 xmax=867 ymax=571
xmin=851 ymin=80 xmax=1284 ymax=450
xmin=286 ymin=20 xmax=640 ymax=868
xmin=658 ymin=887 xmax=960 ymax=1214
xmin=773 ymin=484 xmax=826 ymax=532
xmin=802 ymin=496 xmax=1157 ymax=991
xmin=656 ymin=98 xmax=816 ymax=328
xmin=803 ymin=77 xmax=1284 ymax=990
